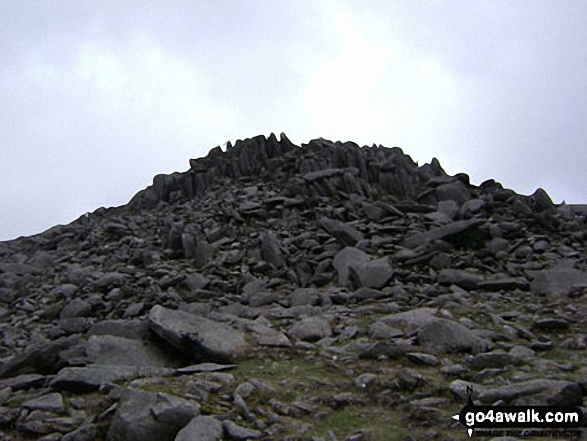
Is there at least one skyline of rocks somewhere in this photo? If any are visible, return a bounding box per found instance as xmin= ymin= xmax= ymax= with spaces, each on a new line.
xmin=0 ymin=134 xmax=586 ymax=440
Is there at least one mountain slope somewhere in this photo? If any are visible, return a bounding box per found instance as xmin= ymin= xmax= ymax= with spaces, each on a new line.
xmin=0 ymin=134 xmax=586 ymax=440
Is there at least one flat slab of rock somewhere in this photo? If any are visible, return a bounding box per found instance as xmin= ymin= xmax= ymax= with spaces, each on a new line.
xmin=478 ymin=379 xmax=582 ymax=406
xmin=529 ymin=263 xmax=587 ymax=296
xmin=401 ymin=219 xmax=483 ymax=249
xmin=148 ymin=305 xmax=247 ymax=363
xmin=438 ymin=269 xmax=483 ymax=290
xmin=319 ymin=217 xmax=364 ymax=247
xmin=86 ymin=335 xmax=184 ymax=368
xmin=106 ymin=388 xmax=199 ymax=441
xmin=222 ymin=420 xmax=262 ymax=440
xmin=50 ymin=365 xmax=173 ymax=393
xmin=466 ymin=352 xmax=525 ymax=370
xmin=380 ymin=307 xmax=450 ymax=336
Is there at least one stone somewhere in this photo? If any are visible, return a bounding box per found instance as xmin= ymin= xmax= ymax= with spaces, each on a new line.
xmin=148 ymin=305 xmax=247 ymax=363
xmin=85 ymin=335 xmax=185 ymax=368
xmin=290 ymin=288 xmax=319 ymax=306
xmin=417 ymin=319 xmax=482 ymax=353
xmin=380 ymin=307 xmax=450 ymax=336
xmin=50 ymin=365 xmax=173 ymax=393
xmin=175 ymin=416 xmax=223 ymax=441
xmin=288 ymin=316 xmax=332 ymax=342
xmin=318 ymin=217 xmax=364 ymax=247
xmin=438 ymin=269 xmax=483 ymax=290
xmin=21 ymin=393 xmax=65 ymax=413
xmin=106 ymin=389 xmax=199 ymax=441
xmin=478 ymin=379 xmax=582 ymax=406
xmin=350 ymin=257 xmax=394 ymax=289
xmin=60 ymin=298 xmax=93 ymax=319
xmin=260 ymin=231 xmax=285 ymax=268
xmin=435 ymin=180 xmax=471 ymax=205
xmin=332 ymin=247 xmax=370 ymax=286
xmin=0 ymin=336 xmax=81 ymax=378
xmin=466 ymin=352 xmax=524 ymax=370
xmin=401 ymin=219 xmax=484 ymax=249
xmin=222 ymin=420 xmax=262 ymax=440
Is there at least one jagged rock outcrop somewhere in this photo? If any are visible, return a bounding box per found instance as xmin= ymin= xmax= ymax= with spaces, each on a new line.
xmin=0 ymin=133 xmax=585 ymax=440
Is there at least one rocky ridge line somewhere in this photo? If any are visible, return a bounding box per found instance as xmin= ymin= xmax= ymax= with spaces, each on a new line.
xmin=0 ymin=134 xmax=585 ymax=440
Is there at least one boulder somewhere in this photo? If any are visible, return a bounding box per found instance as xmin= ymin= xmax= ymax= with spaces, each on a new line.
xmin=478 ymin=379 xmax=582 ymax=406
xmin=318 ymin=217 xmax=364 ymax=247
xmin=288 ymin=316 xmax=332 ymax=342
xmin=106 ymin=389 xmax=199 ymax=441
xmin=332 ymin=247 xmax=370 ymax=286
xmin=175 ymin=416 xmax=223 ymax=441
xmin=417 ymin=319 xmax=482 ymax=353
xmin=148 ymin=305 xmax=247 ymax=363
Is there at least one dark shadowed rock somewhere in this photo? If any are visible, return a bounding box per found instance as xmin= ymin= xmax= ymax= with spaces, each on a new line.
xmin=401 ymin=219 xmax=484 ymax=249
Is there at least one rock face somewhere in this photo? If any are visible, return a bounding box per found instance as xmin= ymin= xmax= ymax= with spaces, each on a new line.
xmin=0 ymin=133 xmax=585 ymax=440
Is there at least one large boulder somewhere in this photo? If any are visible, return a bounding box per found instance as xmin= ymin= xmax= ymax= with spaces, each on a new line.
xmin=106 ymin=389 xmax=199 ymax=441
xmin=417 ymin=319 xmax=481 ymax=353
xmin=175 ymin=416 xmax=223 ymax=441
xmin=148 ymin=305 xmax=248 ymax=363
xmin=332 ymin=247 xmax=370 ymax=286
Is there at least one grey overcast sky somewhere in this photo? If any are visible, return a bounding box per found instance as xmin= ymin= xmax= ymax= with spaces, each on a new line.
xmin=1 ymin=1 xmax=586 ymax=241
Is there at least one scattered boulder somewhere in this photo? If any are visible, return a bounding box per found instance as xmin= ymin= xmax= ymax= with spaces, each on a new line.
xmin=148 ymin=305 xmax=248 ymax=363
xmin=106 ymin=389 xmax=199 ymax=441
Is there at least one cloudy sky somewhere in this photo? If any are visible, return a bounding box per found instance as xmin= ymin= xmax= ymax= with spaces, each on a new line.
xmin=1 ymin=1 xmax=586 ymax=241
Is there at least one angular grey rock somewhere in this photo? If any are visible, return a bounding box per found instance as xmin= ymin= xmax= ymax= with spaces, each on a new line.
xmin=288 ymin=316 xmax=332 ymax=342
xmin=60 ymin=298 xmax=93 ymax=319
xmin=529 ymin=263 xmax=587 ymax=296
xmin=260 ymin=231 xmax=285 ymax=268
xmin=332 ymin=247 xmax=370 ymax=286
xmin=380 ymin=307 xmax=449 ymax=336
xmin=350 ymin=257 xmax=394 ymax=289
xmin=435 ymin=180 xmax=471 ymax=205
xmin=222 ymin=420 xmax=262 ymax=440
xmin=21 ymin=392 xmax=65 ymax=413
xmin=0 ymin=336 xmax=81 ymax=378
xmin=478 ymin=379 xmax=582 ymax=406
xmin=50 ymin=365 xmax=173 ymax=393
xmin=148 ymin=305 xmax=247 ymax=363
xmin=106 ymin=389 xmax=199 ymax=441
xmin=417 ymin=319 xmax=482 ymax=353
xmin=175 ymin=416 xmax=223 ymax=441
xmin=85 ymin=335 xmax=184 ymax=368
xmin=438 ymin=268 xmax=483 ymax=290
xmin=318 ymin=217 xmax=364 ymax=247
xmin=401 ymin=219 xmax=484 ymax=249
xmin=290 ymin=288 xmax=319 ymax=306
xmin=466 ymin=352 xmax=525 ymax=370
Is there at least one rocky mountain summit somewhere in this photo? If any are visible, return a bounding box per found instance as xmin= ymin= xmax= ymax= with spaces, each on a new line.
xmin=0 ymin=133 xmax=586 ymax=440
